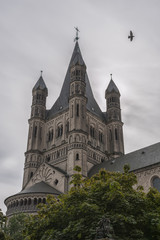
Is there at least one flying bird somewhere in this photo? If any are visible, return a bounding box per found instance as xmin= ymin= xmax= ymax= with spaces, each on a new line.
xmin=128 ymin=31 xmax=135 ymax=41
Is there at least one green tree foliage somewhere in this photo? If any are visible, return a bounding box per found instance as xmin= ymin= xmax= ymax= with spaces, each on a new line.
xmin=0 ymin=208 xmax=7 ymax=240
xmin=23 ymin=166 xmax=160 ymax=240
xmin=6 ymin=213 xmax=28 ymax=240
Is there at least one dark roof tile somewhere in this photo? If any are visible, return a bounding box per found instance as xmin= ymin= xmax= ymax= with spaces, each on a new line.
xmin=47 ymin=42 xmax=105 ymax=121
xmin=88 ymin=142 xmax=160 ymax=177
xmin=106 ymin=79 xmax=120 ymax=94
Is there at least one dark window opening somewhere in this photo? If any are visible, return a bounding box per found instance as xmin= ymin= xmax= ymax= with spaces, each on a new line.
xmin=75 ymin=84 xmax=80 ymax=93
xmin=76 ymin=70 xmax=80 ymax=76
xmin=66 ymin=122 xmax=69 ymax=133
xmin=28 ymin=198 xmax=31 ymax=205
xmin=24 ymin=199 xmax=27 ymax=206
xmin=115 ymin=128 xmax=118 ymax=140
xmin=30 ymin=172 xmax=33 ymax=178
xmin=20 ymin=199 xmax=23 ymax=206
xmin=34 ymin=126 xmax=37 ymax=138
xmin=99 ymin=132 xmax=103 ymax=143
xmin=57 ymin=151 xmax=60 ymax=158
xmin=76 ymin=104 xmax=79 ymax=116
xmin=34 ymin=198 xmax=37 ymax=205
xmin=90 ymin=126 xmax=95 ymax=138
xmin=152 ymin=176 xmax=160 ymax=192
xmin=76 ymin=153 xmax=79 ymax=160
xmin=57 ymin=125 xmax=63 ymax=138
xmin=48 ymin=129 xmax=53 ymax=142
xmin=54 ymin=179 xmax=59 ymax=185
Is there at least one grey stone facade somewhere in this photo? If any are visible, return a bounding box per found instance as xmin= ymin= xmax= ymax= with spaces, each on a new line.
xmin=5 ymin=40 xmax=160 ymax=217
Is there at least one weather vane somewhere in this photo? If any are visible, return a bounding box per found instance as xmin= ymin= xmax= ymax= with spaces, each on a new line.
xmin=40 ymin=70 xmax=43 ymax=77
xmin=74 ymin=27 xmax=80 ymax=42
xmin=110 ymin=73 xmax=112 ymax=80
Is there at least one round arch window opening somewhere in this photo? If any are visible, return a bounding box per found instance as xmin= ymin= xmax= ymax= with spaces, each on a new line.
xmin=152 ymin=176 xmax=160 ymax=192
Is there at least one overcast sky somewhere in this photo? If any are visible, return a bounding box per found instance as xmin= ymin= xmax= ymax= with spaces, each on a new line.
xmin=0 ymin=0 xmax=160 ymax=213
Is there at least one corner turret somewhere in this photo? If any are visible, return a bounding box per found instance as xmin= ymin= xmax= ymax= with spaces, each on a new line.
xmin=105 ymin=75 xmax=124 ymax=158
xmin=31 ymin=71 xmax=48 ymax=119
xmin=23 ymin=72 xmax=48 ymax=188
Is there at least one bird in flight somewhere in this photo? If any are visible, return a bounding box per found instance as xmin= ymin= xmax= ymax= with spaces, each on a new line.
xmin=128 ymin=31 xmax=135 ymax=41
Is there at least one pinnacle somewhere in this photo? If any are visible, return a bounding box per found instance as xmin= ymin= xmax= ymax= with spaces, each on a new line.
xmin=106 ymin=79 xmax=120 ymax=94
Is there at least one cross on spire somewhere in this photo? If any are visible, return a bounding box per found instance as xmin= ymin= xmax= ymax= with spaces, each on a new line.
xmin=74 ymin=27 xmax=80 ymax=42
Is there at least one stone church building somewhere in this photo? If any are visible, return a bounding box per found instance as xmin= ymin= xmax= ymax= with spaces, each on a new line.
xmin=5 ymin=39 xmax=160 ymax=217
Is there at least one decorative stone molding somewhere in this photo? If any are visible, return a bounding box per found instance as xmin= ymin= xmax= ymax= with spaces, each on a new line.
xmin=32 ymin=164 xmax=54 ymax=184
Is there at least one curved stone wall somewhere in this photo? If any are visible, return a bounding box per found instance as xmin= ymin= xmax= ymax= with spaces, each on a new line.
xmin=5 ymin=193 xmax=49 ymax=217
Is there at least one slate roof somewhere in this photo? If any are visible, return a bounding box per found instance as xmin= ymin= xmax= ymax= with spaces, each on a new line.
xmin=33 ymin=76 xmax=48 ymax=92
xmin=105 ymin=79 xmax=120 ymax=94
xmin=88 ymin=142 xmax=160 ymax=177
xmin=47 ymin=42 xmax=105 ymax=121
xmin=18 ymin=181 xmax=62 ymax=196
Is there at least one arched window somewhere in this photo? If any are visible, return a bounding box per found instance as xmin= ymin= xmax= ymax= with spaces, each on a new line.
xmin=30 ymin=172 xmax=33 ymax=178
xmin=34 ymin=126 xmax=37 ymax=138
xmin=20 ymin=199 xmax=23 ymax=206
xmin=48 ymin=129 xmax=53 ymax=141
xmin=75 ymin=84 xmax=80 ymax=93
xmin=66 ymin=121 xmax=69 ymax=133
xmin=76 ymin=153 xmax=79 ymax=160
xmin=24 ymin=199 xmax=27 ymax=206
xmin=99 ymin=131 xmax=103 ymax=143
xmin=34 ymin=198 xmax=37 ymax=205
xmin=57 ymin=124 xmax=63 ymax=138
xmin=152 ymin=176 xmax=160 ymax=192
xmin=54 ymin=179 xmax=59 ymax=185
xmin=90 ymin=126 xmax=95 ymax=138
xmin=28 ymin=198 xmax=31 ymax=205
xmin=115 ymin=128 xmax=118 ymax=140
xmin=76 ymin=104 xmax=79 ymax=117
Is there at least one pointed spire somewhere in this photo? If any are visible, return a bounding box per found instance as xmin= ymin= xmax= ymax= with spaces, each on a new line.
xmin=71 ymin=41 xmax=86 ymax=66
xmin=49 ymin=39 xmax=104 ymax=120
xmin=33 ymin=71 xmax=48 ymax=93
xmin=106 ymin=75 xmax=120 ymax=94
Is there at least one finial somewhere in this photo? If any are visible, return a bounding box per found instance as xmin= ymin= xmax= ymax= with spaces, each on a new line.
xmin=74 ymin=27 xmax=80 ymax=42
xmin=110 ymin=73 xmax=112 ymax=80
xmin=40 ymin=70 xmax=43 ymax=77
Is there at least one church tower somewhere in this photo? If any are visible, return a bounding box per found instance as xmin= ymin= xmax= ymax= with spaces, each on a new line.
xmin=67 ymin=41 xmax=88 ymax=179
xmin=105 ymin=75 xmax=124 ymax=158
xmin=23 ymin=72 xmax=48 ymax=188
xmin=5 ymin=36 xmax=125 ymax=218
